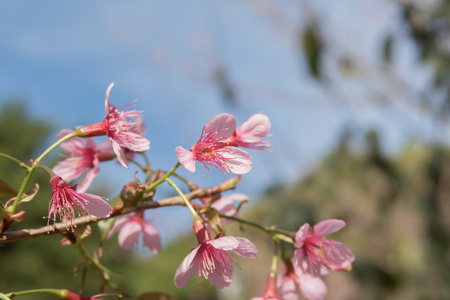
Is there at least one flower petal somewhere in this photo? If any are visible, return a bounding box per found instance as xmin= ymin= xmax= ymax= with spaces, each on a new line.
xmin=115 ymin=131 xmax=150 ymax=152
xmin=295 ymin=223 xmax=310 ymax=246
xmin=105 ymin=82 xmax=114 ymax=114
xmin=118 ymin=221 xmax=141 ymax=250
xmin=176 ymin=146 xmax=196 ymax=172
xmin=278 ymin=275 xmax=300 ymax=300
xmin=209 ymin=236 xmax=239 ymax=251
xmin=174 ymin=246 xmax=200 ymax=288
xmin=142 ymin=222 xmax=162 ymax=254
xmin=76 ymin=159 xmax=99 ymax=193
xmin=204 ymin=113 xmax=236 ymax=139
xmin=111 ymin=139 xmax=128 ymax=168
xmin=299 ymin=273 xmax=327 ymax=300
xmin=220 ymin=147 xmax=252 ymax=174
xmin=323 ymin=240 xmax=355 ymax=271
xmin=292 ymin=248 xmax=305 ymax=276
xmin=208 ymin=260 xmax=233 ymax=289
xmin=313 ymin=219 xmax=346 ymax=237
xmin=236 ymin=113 xmax=271 ymax=143
xmin=107 ymin=216 xmax=130 ymax=239
xmin=228 ymin=237 xmax=258 ymax=258
xmin=52 ymin=157 xmax=86 ymax=183
xmin=80 ymin=193 xmax=112 ymax=218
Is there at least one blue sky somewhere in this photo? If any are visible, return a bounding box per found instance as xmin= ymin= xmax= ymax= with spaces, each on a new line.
xmin=0 ymin=1 xmax=438 ymax=244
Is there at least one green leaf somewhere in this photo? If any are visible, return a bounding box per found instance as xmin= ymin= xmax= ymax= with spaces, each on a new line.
xmin=301 ymin=23 xmax=322 ymax=80
xmin=0 ymin=179 xmax=17 ymax=197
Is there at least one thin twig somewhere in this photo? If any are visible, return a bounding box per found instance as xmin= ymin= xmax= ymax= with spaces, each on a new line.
xmin=0 ymin=178 xmax=238 ymax=244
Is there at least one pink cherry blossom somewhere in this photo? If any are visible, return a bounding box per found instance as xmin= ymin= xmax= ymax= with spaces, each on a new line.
xmin=292 ymin=219 xmax=355 ymax=277
xmin=78 ymin=82 xmax=150 ymax=168
xmin=47 ymin=176 xmax=112 ymax=230
xmin=53 ymin=130 xmax=116 ymax=193
xmin=107 ymin=211 xmax=161 ymax=253
xmin=174 ymin=221 xmax=258 ymax=289
xmin=176 ymin=113 xmax=252 ymax=174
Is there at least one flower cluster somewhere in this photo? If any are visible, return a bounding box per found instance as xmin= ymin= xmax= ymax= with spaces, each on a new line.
xmin=1 ymin=82 xmax=356 ymax=299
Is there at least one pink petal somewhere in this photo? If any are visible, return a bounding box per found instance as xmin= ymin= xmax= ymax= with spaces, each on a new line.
xmin=295 ymin=223 xmax=310 ymax=246
xmin=209 ymin=236 xmax=239 ymax=251
xmin=76 ymin=158 xmax=99 ymax=193
xmin=61 ymin=138 xmax=86 ymax=154
xmin=111 ymin=139 xmax=128 ymax=168
xmin=174 ymin=246 xmax=200 ymax=288
xmin=211 ymin=200 xmax=236 ymax=216
xmin=208 ymin=261 xmax=233 ymax=289
xmin=204 ymin=113 xmax=236 ymax=139
xmin=324 ymin=240 xmax=355 ymax=271
xmin=57 ymin=129 xmax=75 ymax=140
xmin=220 ymin=147 xmax=252 ymax=174
xmin=52 ymin=157 xmax=86 ymax=182
xmin=142 ymin=222 xmax=162 ymax=254
xmin=226 ymin=193 xmax=249 ymax=202
xmin=236 ymin=114 xmax=271 ymax=143
xmin=313 ymin=219 xmax=346 ymax=237
xmin=292 ymin=249 xmax=305 ymax=276
xmin=299 ymin=273 xmax=327 ymax=300
xmin=115 ymin=131 xmax=150 ymax=152
xmin=278 ymin=275 xmax=300 ymax=300
xmin=118 ymin=221 xmax=141 ymax=249
xmin=105 ymin=82 xmax=114 ymax=114
xmin=107 ymin=217 xmax=130 ymax=239
xmin=80 ymin=193 xmax=112 ymax=218
xmin=176 ymin=146 xmax=196 ymax=172
xmin=228 ymin=237 xmax=258 ymax=258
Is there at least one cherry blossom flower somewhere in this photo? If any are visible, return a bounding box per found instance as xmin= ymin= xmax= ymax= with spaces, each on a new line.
xmin=48 ymin=176 xmax=112 ymax=229
xmin=223 ymin=113 xmax=272 ymax=151
xmin=292 ymin=219 xmax=355 ymax=277
xmin=107 ymin=211 xmax=161 ymax=253
xmin=174 ymin=220 xmax=258 ymax=289
xmin=176 ymin=113 xmax=252 ymax=174
xmin=53 ymin=130 xmax=116 ymax=193
xmin=78 ymin=82 xmax=150 ymax=168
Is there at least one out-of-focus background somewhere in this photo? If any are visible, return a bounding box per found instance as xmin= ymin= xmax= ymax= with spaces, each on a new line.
xmin=1 ymin=1 xmax=450 ymax=299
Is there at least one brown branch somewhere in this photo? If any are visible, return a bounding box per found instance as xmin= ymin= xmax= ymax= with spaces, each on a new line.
xmin=0 ymin=177 xmax=240 ymax=244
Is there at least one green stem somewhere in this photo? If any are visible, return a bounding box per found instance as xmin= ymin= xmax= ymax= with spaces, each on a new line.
xmin=271 ymin=239 xmax=279 ymax=273
xmin=165 ymin=177 xmax=202 ymax=223
xmin=0 ymin=153 xmax=29 ymax=171
xmin=145 ymin=162 xmax=180 ymax=192
xmin=6 ymin=288 xmax=65 ymax=299
xmin=219 ymin=214 xmax=293 ymax=238
xmin=0 ymin=293 xmax=10 ymax=300
xmin=171 ymin=172 xmax=198 ymax=191
xmin=9 ymin=131 xmax=80 ymax=213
